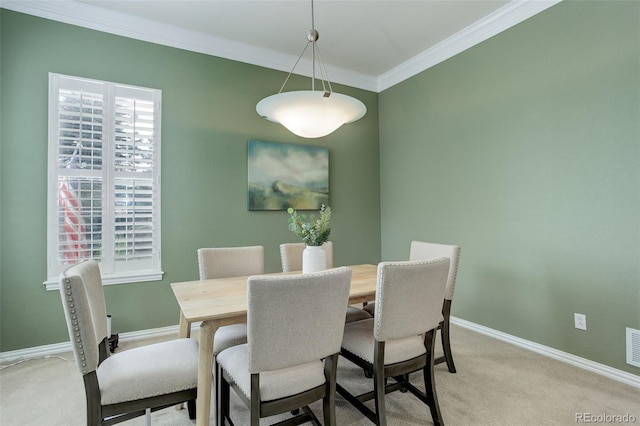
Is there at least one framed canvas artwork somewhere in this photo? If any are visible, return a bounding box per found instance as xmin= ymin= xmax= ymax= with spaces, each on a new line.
xmin=247 ymin=140 xmax=329 ymax=211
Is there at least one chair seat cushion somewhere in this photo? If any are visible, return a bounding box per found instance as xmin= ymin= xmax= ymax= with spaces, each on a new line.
xmin=214 ymin=323 xmax=248 ymax=355
xmin=342 ymin=318 xmax=426 ymax=365
xmin=217 ymin=344 xmax=325 ymax=402
xmin=97 ymin=338 xmax=198 ymax=405
xmin=345 ymin=306 xmax=372 ymax=323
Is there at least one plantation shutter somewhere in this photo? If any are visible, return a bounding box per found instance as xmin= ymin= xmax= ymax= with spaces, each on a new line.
xmin=46 ymin=74 xmax=162 ymax=289
xmin=111 ymin=88 xmax=159 ymax=273
xmin=55 ymin=81 xmax=105 ymax=265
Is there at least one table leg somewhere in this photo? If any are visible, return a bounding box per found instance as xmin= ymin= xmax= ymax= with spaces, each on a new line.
xmin=179 ymin=311 xmax=191 ymax=338
xmin=196 ymin=319 xmax=218 ymax=426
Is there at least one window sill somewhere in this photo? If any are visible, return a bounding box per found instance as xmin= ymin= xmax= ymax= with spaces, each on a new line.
xmin=44 ymin=270 xmax=164 ymax=291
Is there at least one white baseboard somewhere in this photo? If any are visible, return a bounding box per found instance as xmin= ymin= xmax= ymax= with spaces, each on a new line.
xmin=2 ymin=318 xmax=638 ymax=389
xmin=0 ymin=324 xmax=189 ymax=363
xmin=451 ymin=316 xmax=640 ymax=389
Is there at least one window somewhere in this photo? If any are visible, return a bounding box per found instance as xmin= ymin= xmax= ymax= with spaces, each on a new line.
xmin=45 ymin=74 xmax=162 ymax=290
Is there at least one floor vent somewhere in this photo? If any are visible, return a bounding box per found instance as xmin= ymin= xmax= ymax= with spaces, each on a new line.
xmin=627 ymin=327 xmax=640 ymax=368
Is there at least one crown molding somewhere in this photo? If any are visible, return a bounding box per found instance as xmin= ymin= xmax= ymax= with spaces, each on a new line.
xmin=2 ymin=0 xmax=561 ymax=93
xmin=0 ymin=0 xmax=381 ymax=91
xmin=377 ymin=0 xmax=563 ymax=91
xmin=0 ymin=1 xmax=300 ymax=76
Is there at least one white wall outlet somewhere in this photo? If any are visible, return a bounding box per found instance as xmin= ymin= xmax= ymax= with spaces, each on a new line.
xmin=574 ymin=313 xmax=587 ymax=330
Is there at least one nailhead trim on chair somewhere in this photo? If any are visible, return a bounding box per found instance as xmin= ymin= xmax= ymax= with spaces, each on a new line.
xmin=65 ymin=278 xmax=88 ymax=374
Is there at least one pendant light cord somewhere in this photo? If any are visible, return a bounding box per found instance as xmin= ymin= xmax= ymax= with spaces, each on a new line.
xmin=311 ymin=0 xmax=316 ymax=90
xmin=278 ymin=43 xmax=311 ymax=94
xmin=277 ymin=0 xmax=333 ymax=95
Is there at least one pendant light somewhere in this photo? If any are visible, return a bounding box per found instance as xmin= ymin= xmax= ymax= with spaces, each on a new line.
xmin=256 ymin=0 xmax=366 ymax=138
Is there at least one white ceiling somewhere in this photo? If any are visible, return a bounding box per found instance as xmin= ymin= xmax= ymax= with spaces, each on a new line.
xmin=3 ymin=0 xmax=561 ymax=92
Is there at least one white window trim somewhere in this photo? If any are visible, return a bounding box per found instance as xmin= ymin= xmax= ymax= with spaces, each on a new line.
xmin=44 ymin=270 xmax=164 ymax=291
xmin=45 ymin=73 xmax=163 ymax=290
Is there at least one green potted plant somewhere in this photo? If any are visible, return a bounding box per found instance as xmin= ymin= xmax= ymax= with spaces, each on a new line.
xmin=287 ymin=204 xmax=331 ymax=273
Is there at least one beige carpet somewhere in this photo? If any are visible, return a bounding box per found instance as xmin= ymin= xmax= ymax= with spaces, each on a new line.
xmin=1 ymin=324 xmax=638 ymax=425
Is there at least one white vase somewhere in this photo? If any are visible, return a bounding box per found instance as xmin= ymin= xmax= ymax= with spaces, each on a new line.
xmin=302 ymin=245 xmax=327 ymax=274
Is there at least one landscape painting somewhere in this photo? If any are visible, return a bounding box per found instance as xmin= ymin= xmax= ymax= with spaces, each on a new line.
xmin=247 ymin=140 xmax=329 ymax=211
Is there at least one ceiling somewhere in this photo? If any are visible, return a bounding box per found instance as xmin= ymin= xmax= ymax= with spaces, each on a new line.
xmin=3 ymin=0 xmax=561 ymax=92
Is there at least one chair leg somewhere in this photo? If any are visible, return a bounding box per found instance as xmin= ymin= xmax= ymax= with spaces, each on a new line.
xmin=215 ymin=362 xmax=220 ymax=425
xmin=84 ymin=372 xmax=102 ymax=425
xmin=440 ymin=301 xmax=456 ymax=373
xmin=424 ymin=330 xmax=444 ymax=426
xmin=187 ymin=398 xmax=196 ymax=420
xmin=373 ymin=342 xmax=387 ymax=426
xmin=218 ymin=362 xmax=231 ymax=426
xmin=250 ymin=374 xmax=260 ymax=426
xmin=323 ymin=354 xmax=338 ymax=426
xmin=395 ymin=373 xmax=409 ymax=392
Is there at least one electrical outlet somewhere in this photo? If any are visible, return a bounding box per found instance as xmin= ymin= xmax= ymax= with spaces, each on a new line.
xmin=574 ymin=313 xmax=587 ymax=330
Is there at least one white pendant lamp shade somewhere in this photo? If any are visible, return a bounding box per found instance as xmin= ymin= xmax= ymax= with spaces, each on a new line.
xmin=256 ymin=0 xmax=366 ymax=138
xmin=257 ymin=91 xmax=367 ymax=138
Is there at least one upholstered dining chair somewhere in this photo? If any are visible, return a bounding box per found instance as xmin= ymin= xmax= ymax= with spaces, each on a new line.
xmin=216 ymin=267 xmax=352 ymax=426
xmin=279 ymin=241 xmax=371 ymax=323
xmin=364 ymin=240 xmax=461 ymax=373
xmin=59 ymin=260 xmax=198 ymax=425
xmin=198 ymin=245 xmax=264 ymax=280
xmin=338 ymin=259 xmax=450 ymax=426
xmin=197 ymin=246 xmax=264 ymax=356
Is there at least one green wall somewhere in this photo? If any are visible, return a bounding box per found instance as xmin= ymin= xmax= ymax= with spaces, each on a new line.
xmin=0 ymin=10 xmax=380 ymax=351
xmin=2 ymin=1 xmax=639 ymax=376
xmin=379 ymin=0 xmax=639 ymax=373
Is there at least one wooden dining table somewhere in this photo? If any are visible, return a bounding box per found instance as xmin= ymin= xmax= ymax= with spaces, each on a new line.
xmin=170 ymin=263 xmax=379 ymax=426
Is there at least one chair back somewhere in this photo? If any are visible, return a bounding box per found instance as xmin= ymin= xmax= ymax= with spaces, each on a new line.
xmin=410 ymin=241 xmax=461 ymax=301
xmin=374 ymin=259 xmax=449 ymax=342
xmin=197 ymin=245 xmax=264 ymax=279
xmin=247 ymin=266 xmax=351 ymax=373
xmin=59 ymin=260 xmax=108 ymax=375
xmin=279 ymin=241 xmax=333 ymax=272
